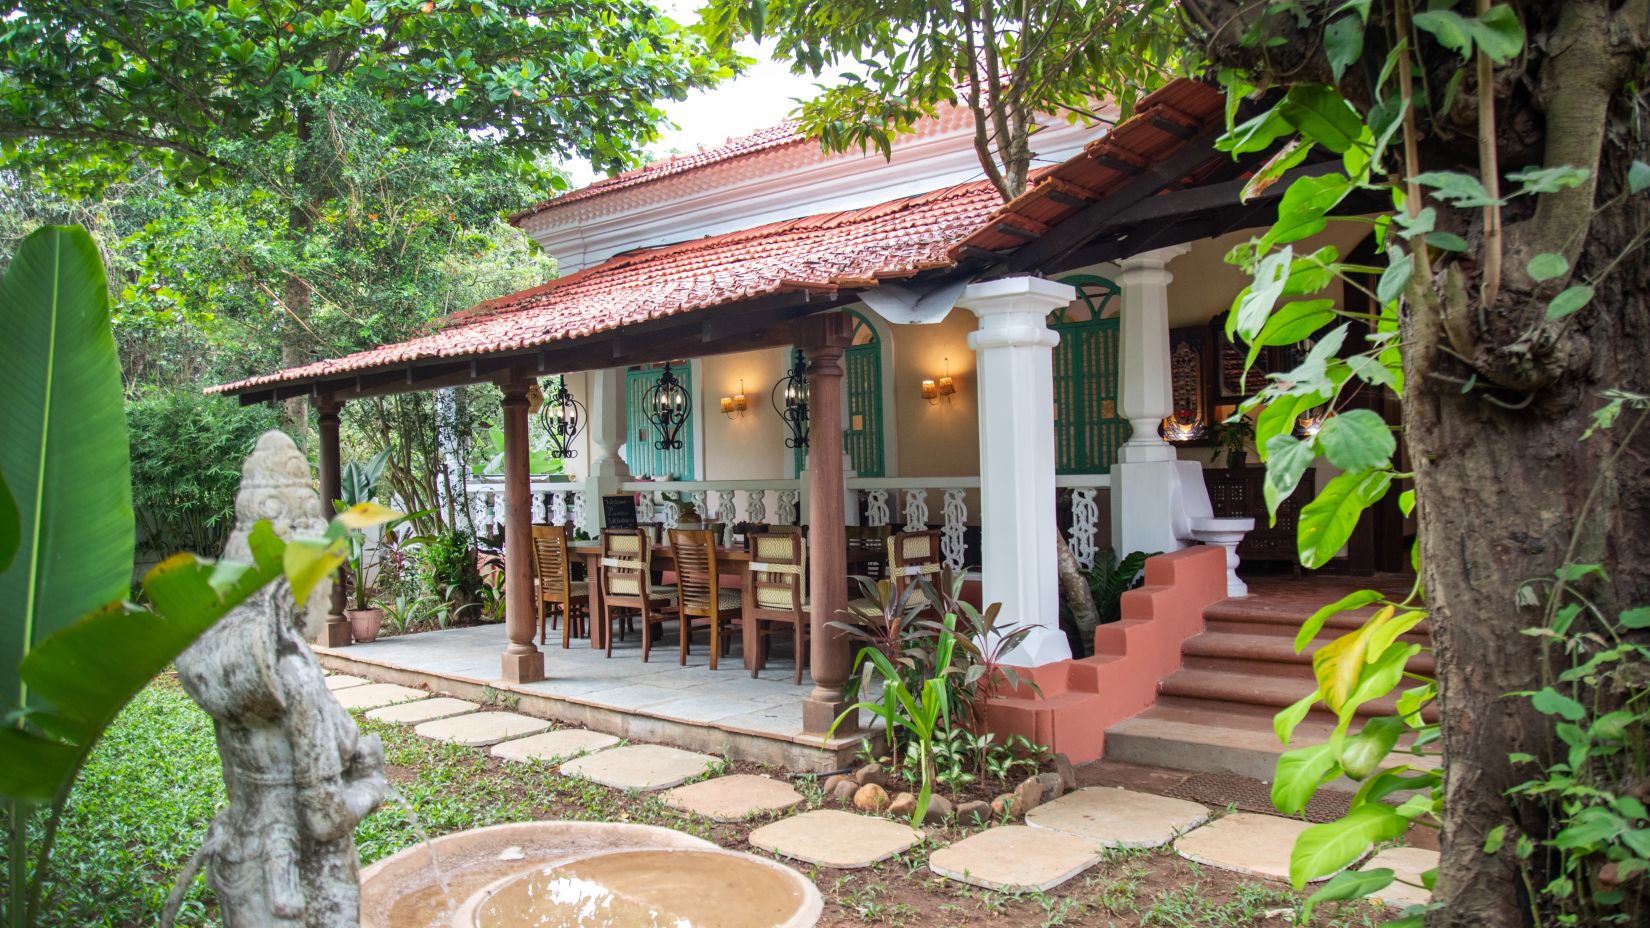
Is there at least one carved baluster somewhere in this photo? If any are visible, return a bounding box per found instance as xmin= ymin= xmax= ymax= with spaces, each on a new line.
xmin=903 ymin=489 xmax=928 ymax=532
xmin=637 ymin=492 xmax=656 ymax=525
xmin=776 ymin=489 xmax=800 ymax=525
xmin=572 ymin=491 xmax=588 ymax=535
xmin=941 ymin=489 xmax=967 ymax=570
xmin=550 ymin=490 xmax=568 ymax=526
xmin=1068 ymin=488 xmax=1100 ymax=570
xmin=865 ymin=489 xmax=890 ymax=527
xmin=745 ymin=489 xmax=767 ymax=524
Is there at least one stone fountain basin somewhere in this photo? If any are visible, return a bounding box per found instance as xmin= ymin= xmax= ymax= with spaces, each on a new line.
xmin=359 ymin=821 xmax=717 ymax=928
xmin=453 ymin=846 xmax=824 ymax=928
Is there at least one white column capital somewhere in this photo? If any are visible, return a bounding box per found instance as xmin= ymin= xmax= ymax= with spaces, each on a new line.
xmin=1117 ymin=243 xmax=1192 ymax=273
xmin=955 ymin=276 xmax=1076 ymax=316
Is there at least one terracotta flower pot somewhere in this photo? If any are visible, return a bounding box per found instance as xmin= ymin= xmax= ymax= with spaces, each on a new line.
xmin=347 ymin=607 xmax=385 ymax=643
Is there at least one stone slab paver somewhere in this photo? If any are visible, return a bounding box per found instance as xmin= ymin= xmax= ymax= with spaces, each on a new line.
xmin=491 ymin=729 xmax=620 ymax=764
xmin=366 ymin=696 xmax=478 ymax=724
xmin=1027 ymin=787 xmax=1210 ymax=849
xmin=748 ymin=810 xmax=922 ymax=869
xmin=413 ymin=711 xmax=551 ymax=747
xmin=324 ymin=674 xmax=369 ymax=690
xmin=1361 ymin=847 xmax=1438 ymax=908
xmin=661 ymin=774 xmax=803 ymax=821
xmin=332 ymin=682 xmax=427 ymax=710
xmin=1174 ymin=812 xmax=1329 ymax=882
xmin=560 ymin=744 xmax=719 ymax=791
xmin=929 ymin=825 xmax=1103 ymax=892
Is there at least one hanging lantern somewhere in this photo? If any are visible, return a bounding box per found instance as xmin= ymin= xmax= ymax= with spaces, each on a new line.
xmin=642 ymin=361 xmax=692 ymax=450
xmin=536 ymin=378 xmax=585 ymax=459
xmin=773 ymin=349 xmax=810 ymax=450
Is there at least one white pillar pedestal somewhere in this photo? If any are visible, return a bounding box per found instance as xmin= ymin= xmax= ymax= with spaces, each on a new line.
xmin=1110 ymin=244 xmax=1191 ymax=556
xmin=1190 ymin=516 xmax=1255 ymax=597
xmin=958 ymin=276 xmax=1075 ymax=667
xmin=587 ymin=367 xmax=631 ymax=532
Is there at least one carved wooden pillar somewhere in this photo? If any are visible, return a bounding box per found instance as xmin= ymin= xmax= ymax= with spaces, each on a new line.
xmin=499 ymin=374 xmax=545 ymax=683
xmin=800 ymin=312 xmax=854 ymax=734
xmin=316 ymin=397 xmax=352 ymax=647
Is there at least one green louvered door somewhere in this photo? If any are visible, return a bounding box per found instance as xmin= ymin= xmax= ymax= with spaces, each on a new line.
xmin=1052 ymin=316 xmax=1129 ymax=474
xmin=842 ymin=314 xmax=885 ymax=477
xmin=625 ymin=366 xmax=695 ymax=479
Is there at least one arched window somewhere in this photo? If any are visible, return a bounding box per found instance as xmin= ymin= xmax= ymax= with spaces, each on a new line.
xmin=1050 ymin=275 xmax=1129 ymax=474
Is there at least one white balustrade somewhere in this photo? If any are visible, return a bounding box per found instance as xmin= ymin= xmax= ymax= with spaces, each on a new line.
xmin=637 ymin=493 xmax=656 ymax=524
xmin=744 ymin=490 xmax=767 ymax=524
xmin=572 ymin=491 xmax=588 ymax=535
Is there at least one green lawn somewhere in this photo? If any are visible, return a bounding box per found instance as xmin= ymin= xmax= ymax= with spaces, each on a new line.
xmin=19 ymin=677 xmax=1387 ymax=928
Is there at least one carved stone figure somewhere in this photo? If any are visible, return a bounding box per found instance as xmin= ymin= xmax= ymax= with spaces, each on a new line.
xmin=171 ymin=430 xmax=385 ymax=927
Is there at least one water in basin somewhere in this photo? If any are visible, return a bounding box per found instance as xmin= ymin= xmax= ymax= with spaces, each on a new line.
xmin=469 ymin=848 xmax=814 ymax=928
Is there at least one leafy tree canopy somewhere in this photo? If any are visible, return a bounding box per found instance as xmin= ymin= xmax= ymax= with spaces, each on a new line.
xmin=0 ymin=0 xmax=739 ymax=189
xmin=701 ymin=0 xmax=1187 ymax=199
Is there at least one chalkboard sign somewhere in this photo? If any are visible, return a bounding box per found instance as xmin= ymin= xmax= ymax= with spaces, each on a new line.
xmin=601 ymin=494 xmax=638 ymax=530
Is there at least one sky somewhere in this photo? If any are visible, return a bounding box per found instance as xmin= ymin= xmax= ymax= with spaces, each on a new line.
xmin=557 ymin=7 xmax=825 ymax=188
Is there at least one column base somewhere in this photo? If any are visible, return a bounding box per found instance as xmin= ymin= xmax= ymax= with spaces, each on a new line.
xmin=500 ymin=649 xmax=545 ymax=684
xmin=318 ymin=618 xmax=352 ymax=648
xmin=803 ymin=689 xmax=852 ymax=736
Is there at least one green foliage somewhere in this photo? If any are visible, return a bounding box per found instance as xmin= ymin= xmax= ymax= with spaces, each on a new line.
xmin=0 ymin=226 xmax=133 ymax=726
xmin=702 ymin=0 xmax=1183 ymax=198
xmin=418 ymin=528 xmax=485 ymax=621
xmin=127 ymin=387 xmax=278 ymax=557
xmin=1085 ymin=549 xmax=1155 ymax=626
xmin=1 ymin=0 xmax=736 ymax=187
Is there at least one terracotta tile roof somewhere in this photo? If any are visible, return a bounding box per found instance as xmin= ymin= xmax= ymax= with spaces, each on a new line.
xmin=210 ymin=78 xmax=1234 ymax=399
xmin=209 ymin=177 xmax=1006 ymax=395
xmin=508 ymin=120 xmax=807 ymax=224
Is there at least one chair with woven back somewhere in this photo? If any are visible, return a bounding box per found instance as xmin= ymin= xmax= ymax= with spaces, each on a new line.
xmin=847 ymin=524 xmax=891 ymax=580
xmin=667 ymin=529 xmax=742 ymax=669
xmin=531 ymin=524 xmax=589 ymax=648
xmin=886 ymin=530 xmax=943 ymax=607
xmin=597 ymin=529 xmax=676 ymax=661
xmin=743 ymin=532 xmax=809 ymax=683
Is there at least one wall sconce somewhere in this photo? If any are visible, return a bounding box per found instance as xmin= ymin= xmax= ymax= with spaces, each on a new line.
xmin=1160 ymin=415 xmax=1207 ymax=442
xmin=1295 ymin=408 xmax=1328 ymax=438
xmin=719 ymin=380 xmax=748 ymax=418
xmin=921 ymin=358 xmax=957 ymax=406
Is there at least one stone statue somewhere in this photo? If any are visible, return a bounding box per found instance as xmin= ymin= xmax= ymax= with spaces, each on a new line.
xmin=166 ymin=431 xmax=386 ymax=927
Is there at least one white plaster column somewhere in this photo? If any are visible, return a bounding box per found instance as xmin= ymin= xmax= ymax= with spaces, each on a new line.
xmin=1110 ymin=244 xmax=1194 ymax=556
xmin=587 ymin=367 xmax=631 ymax=531
xmin=958 ymin=276 xmax=1075 ymax=667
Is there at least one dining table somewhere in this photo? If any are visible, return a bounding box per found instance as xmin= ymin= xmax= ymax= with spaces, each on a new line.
xmin=565 ymin=538 xmax=882 ymax=668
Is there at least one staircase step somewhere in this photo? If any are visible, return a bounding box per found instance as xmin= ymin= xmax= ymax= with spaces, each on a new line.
xmin=1181 ymin=632 xmax=1436 ymax=678
xmin=1105 ymin=705 xmax=1440 ymax=791
xmin=1157 ymin=668 xmax=1418 ymax=720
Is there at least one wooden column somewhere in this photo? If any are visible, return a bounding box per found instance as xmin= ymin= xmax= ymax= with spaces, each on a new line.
xmin=800 ymin=312 xmax=854 ymax=734
xmin=499 ymin=374 xmax=545 ymax=683
xmin=316 ymin=398 xmax=352 ymax=647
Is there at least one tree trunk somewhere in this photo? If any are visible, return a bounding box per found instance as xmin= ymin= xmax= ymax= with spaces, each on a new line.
xmin=1055 ymin=532 xmax=1099 ymax=655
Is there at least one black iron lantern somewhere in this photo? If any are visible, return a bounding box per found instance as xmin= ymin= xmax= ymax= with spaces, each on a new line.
xmin=773 ymin=349 xmax=810 ymax=450
xmin=642 ymin=361 xmax=692 ymax=450
xmin=537 ymin=377 xmax=585 ymax=459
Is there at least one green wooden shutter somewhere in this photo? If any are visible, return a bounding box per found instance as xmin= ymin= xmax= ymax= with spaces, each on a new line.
xmin=1052 ymin=276 xmax=1128 ymax=474
xmin=843 ymin=314 xmax=885 ymax=477
xmin=625 ymin=366 xmax=695 ymax=479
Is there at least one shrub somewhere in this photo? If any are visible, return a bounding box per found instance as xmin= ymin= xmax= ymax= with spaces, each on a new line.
xmin=126 ymin=385 xmax=278 ymax=557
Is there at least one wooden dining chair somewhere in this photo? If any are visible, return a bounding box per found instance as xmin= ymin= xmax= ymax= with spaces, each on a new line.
xmin=668 ymin=529 xmax=742 ymax=670
xmin=531 ymin=524 xmax=589 ymax=648
xmin=598 ymin=529 xmax=676 ymax=661
xmin=847 ymin=524 xmax=892 ymax=580
xmin=887 ymin=530 xmax=943 ymax=607
xmin=744 ymin=532 xmax=809 ymax=683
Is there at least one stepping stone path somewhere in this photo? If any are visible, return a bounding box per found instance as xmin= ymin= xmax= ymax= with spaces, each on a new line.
xmin=560 ymin=744 xmax=719 ymax=791
xmin=662 ymin=774 xmax=802 ymax=821
xmin=366 ymin=697 xmax=478 ymax=725
xmin=413 ymin=712 xmax=551 ymax=747
xmin=332 ymin=682 xmax=427 ymax=710
xmin=1027 ymin=786 xmax=1210 ymax=849
xmin=1360 ymin=847 xmax=1438 ymax=908
xmin=324 ymin=674 xmax=369 ymax=691
xmin=748 ymin=810 xmax=922 ymax=869
xmin=1174 ymin=812 xmax=1321 ymax=882
xmin=491 ymin=729 xmax=620 ymax=764
xmin=928 ymin=825 xmax=1102 ymax=892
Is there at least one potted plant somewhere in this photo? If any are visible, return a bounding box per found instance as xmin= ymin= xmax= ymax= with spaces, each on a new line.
xmin=339 ymin=450 xmax=391 ymax=642
xmin=1209 ymin=415 xmax=1255 ymax=469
